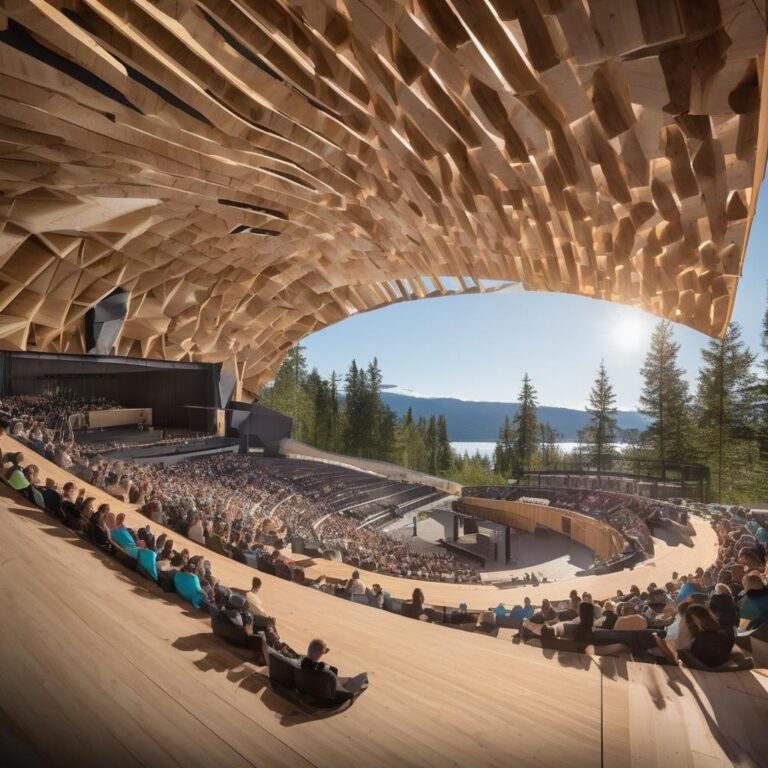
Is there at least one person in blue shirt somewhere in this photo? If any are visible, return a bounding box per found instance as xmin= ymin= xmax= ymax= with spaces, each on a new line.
xmin=510 ymin=598 xmax=534 ymax=621
xmin=521 ymin=597 xmax=535 ymax=619
xmin=676 ymin=576 xmax=696 ymax=604
xmin=174 ymin=564 xmax=208 ymax=609
xmin=738 ymin=572 xmax=768 ymax=628
xmin=492 ymin=603 xmax=507 ymax=618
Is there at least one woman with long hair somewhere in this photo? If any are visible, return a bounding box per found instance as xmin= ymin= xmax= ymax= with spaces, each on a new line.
xmin=156 ymin=539 xmax=175 ymax=571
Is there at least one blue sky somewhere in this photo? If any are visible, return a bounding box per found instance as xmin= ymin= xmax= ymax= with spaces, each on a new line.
xmin=303 ymin=196 xmax=768 ymax=411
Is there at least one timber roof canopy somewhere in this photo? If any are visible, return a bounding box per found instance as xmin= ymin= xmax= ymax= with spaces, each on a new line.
xmin=0 ymin=0 xmax=766 ymax=394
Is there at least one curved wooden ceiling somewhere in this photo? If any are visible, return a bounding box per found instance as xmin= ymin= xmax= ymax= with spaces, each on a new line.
xmin=0 ymin=1 xmax=766 ymax=395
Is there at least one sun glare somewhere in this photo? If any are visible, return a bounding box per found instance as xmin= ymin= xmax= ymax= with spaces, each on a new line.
xmin=610 ymin=309 xmax=653 ymax=349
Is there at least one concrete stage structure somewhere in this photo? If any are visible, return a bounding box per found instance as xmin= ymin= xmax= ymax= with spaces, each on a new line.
xmin=0 ymin=1 xmax=765 ymax=398
xmin=1 ymin=434 xmax=767 ymax=768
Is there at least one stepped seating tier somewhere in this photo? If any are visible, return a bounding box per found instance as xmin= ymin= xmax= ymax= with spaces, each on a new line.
xmin=1 ymin=438 xmax=768 ymax=767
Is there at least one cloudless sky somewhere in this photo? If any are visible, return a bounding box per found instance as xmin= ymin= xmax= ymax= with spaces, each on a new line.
xmin=302 ymin=195 xmax=768 ymax=411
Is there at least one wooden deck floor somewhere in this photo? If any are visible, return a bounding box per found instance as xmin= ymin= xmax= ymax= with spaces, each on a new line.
xmin=0 ymin=438 xmax=766 ymax=767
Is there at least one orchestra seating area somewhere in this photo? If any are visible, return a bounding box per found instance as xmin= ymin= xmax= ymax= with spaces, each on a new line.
xmin=256 ymin=457 xmax=447 ymax=522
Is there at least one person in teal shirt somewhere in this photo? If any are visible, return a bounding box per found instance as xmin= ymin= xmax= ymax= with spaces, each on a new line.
xmin=174 ymin=566 xmax=207 ymax=609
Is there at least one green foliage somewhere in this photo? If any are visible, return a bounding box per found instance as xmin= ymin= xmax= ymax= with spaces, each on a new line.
xmin=510 ymin=373 xmax=538 ymax=477
xmin=638 ymin=320 xmax=693 ymax=474
xmin=452 ymin=450 xmax=507 ymax=486
xmin=694 ymin=322 xmax=761 ymax=503
xmin=493 ymin=415 xmax=514 ymax=477
xmin=585 ymin=360 xmax=618 ymax=473
xmin=537 ymin=421 xmax=563 ymax=470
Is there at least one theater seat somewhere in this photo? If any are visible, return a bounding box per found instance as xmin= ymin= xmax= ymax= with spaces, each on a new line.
xmin=112 ymin=543 xmax=137 ymax=570
xmin=293 ymin=667 xmax=339 ymax=702
xmin=679 ymin=632 xmax=754 ymax=672
xmin=266 ymin=646 xmax=300 ymax=690
xmin=136 ymin=548 xmax=158 ymax=581
xmin=735 ymin=623 xmax=768 ymax=668
xmin=678 ymin=649 xmax=755 ymax=672
xmin=274 ymin=560 xmax=292 ymax=580
xmin=266 ymin=647 xmax=369 ymax=709
xmin=157 ymin=569 xmax=177 ymax=593
xmin=292 ymin=667 xmax=369 ymax=709
xmin=209 ymin=606 xmax=266 ymax=665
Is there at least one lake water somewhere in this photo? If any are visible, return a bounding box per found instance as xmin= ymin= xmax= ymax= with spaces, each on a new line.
xmin=451 ymin=441 xmax=626 ymax=458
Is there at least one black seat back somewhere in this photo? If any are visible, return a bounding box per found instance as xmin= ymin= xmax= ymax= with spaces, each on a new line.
xmin=690 ymin=631 xmax=734 ymax=668
xmin=267 ymin=647 xmax=299 ymax=689
xmin=294 ymin=668 xmax=337 ymax=700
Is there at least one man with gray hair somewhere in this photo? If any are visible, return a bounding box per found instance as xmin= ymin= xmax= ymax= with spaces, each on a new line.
xmin=300 ymin=638 xmax=338 ymax=676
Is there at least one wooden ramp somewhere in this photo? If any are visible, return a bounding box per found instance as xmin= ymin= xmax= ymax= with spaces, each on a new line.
xmin=0 ymin=447 xmax=767 ymax=766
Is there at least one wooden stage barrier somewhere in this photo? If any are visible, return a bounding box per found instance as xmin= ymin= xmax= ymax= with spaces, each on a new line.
xmin=71 ymin=407 xmax=153 ymax=430
xmin=459 ymin=497 xmax=626 ymax=561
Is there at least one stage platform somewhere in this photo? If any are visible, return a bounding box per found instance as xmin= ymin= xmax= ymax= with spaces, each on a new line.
xmin=0 ymin=436 xmax=767 ymax=767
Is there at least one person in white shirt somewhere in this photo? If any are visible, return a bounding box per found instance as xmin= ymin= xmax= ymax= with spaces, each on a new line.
xmin=614 ymin=601 xmax=648 ymax=631
xmin=246 ymin=576 xmax=267 ymax=617
xmin=345 ymin=570 xmax=366 ymax=596
xmin=187 ymin=515 xmax=205 ymax=546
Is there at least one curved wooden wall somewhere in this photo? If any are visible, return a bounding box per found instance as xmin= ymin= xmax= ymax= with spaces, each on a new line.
xmin=460 ymin=496 xmax=627 ymax=561
xmin=0 ymin=2 xmax=765 ymax=395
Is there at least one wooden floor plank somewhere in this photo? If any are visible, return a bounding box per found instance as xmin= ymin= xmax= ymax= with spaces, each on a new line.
xmin=0 ymin=485 xmax=603 ymax=768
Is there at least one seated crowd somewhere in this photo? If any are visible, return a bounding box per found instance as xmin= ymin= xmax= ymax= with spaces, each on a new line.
xmin=1 ymin=397 xmax=478 ymax=583
xmin=1 ymin=439 xmax=364 ymax=701
xmin=510 ymin=506 xmax=768 ymax=668
xmin=2 ymin=395 xmax=766 ymax=672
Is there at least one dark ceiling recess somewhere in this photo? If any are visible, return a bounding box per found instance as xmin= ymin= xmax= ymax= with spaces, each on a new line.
xmin=218 ymin=199 xmax=288 ymax=219
xmin=230 ymin=225 xmax=280 ymax=236
xmin=0 ymin=19 xmax=141 ymax=113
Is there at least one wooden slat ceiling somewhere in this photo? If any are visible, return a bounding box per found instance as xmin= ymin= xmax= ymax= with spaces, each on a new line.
xmin=0 ymin=0 xmax=766 ymax=395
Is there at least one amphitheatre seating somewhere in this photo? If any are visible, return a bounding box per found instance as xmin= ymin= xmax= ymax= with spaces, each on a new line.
xmin=258 ymin=457 xmax=446 ymax=518
xmin=208 ymin=606 xmax=266 ymax=664
xmin=2 ymin=450 xmax=768 ymax=766
xmin=266 ymin=645 xmax=369 ymax=710
xmin=678 ymin=638 xmax=755 ymax=673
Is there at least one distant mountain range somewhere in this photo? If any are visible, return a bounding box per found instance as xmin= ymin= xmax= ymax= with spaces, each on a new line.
xmin=379 ymin=391 xmax=649 ymax=442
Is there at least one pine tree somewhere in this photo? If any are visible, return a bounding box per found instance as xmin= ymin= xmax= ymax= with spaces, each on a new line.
xmin=261 ymin=344 xmax=308 ymax=428
xmin=343 ymin=360 xmax=366 ymax=455
xmin=639 ymin=320 xmax=692 ymax=477
xmin=378 ymin=407 xmax=397 ymax=462
xmin=511 ymin=373 xmax=538 ymax=478
xmin=396 ymin=413 xmax=427 ymax=471
xmin=366 ymin=357 xmax=383 ymax=452
xmin=425 ymin=415 xmax=438 ymax=474
xmin=538 ymin=422 xmax=561 ymax=470
xmin=585 ymin=360 xmax=618 ymax=477
xmin=436 ymin=415 xmax=452 ymax=473
xmin=493 ymin=415 xmax=513 ymax=476
xmin=695 ymin=323 xmax=759 ymax=503
xmin=329 ymin=371 xmax=341 ymax=452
